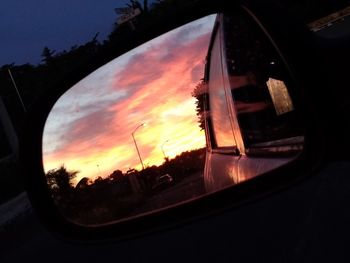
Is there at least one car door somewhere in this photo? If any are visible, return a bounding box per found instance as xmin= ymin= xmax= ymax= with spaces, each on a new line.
xmin=204 ymin=18 xmax=241 ymax=193
xmin=222 ymin=13 xmax=306 ymax=183
xmin=204 ymin=11 xmax=306 ymax=190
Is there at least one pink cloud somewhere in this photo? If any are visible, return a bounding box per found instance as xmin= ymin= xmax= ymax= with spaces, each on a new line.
xmin=44 ymin=26 xmax=212 ymax=179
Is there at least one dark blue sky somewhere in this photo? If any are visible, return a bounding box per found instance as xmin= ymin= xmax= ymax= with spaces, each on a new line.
xmin=0 ymin=0 xmax=139 ymax=66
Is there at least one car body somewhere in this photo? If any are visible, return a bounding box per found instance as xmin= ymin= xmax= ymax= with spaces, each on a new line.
xmin=203 ymin=13 xmax=305 ymax=193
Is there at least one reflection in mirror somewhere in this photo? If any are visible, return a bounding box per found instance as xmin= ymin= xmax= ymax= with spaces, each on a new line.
xmin=204 ymin=12 xmax=304 ymax=193
xmin=43 ymin=12 xmax=304 ymax=226
xmin=43 ymin=15 xmax=216 ymax=225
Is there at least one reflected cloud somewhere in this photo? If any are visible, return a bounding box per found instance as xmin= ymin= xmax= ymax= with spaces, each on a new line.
xmin=43 ymin=15 xmax=216 ymax=184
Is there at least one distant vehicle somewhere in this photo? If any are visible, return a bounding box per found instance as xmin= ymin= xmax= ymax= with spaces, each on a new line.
xmin=151 ymin=174 xmax=174 ymax=191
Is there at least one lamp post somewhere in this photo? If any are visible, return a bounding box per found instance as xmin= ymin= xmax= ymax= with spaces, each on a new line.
xmin=132 ymin=123 xmax=145 ymax=170
xmin=161 ymin=139 xmax=169 ymax=160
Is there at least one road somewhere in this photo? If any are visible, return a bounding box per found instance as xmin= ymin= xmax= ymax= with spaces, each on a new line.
xmin=0 ymin=192 xmax=32 ymax=228
xmin=0 ymin=192 xmax=36 ymax=253
xmin=132 ymin=171 xmax=205 ymax=216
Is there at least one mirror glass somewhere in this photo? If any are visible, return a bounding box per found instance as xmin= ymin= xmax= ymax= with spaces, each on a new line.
xmin=43 ymin=12 xmax=304 ymax=225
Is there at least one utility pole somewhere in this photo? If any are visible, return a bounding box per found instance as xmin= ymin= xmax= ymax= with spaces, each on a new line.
xmin=161 ymin=139 xmax=169 ymax=160
xmin=132 ymin=123 xmax=145 ymax=170
xmin=8 ymin=69 xmax=27 ymax=113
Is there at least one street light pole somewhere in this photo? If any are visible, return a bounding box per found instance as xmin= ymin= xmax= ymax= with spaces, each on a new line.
xmin=132 ymin=123 xmax=145 ymax=170
xmin=8 ymin=69 xmax=27 ymax=113
xmin=161 ymin=139 xmax=169 ymax=160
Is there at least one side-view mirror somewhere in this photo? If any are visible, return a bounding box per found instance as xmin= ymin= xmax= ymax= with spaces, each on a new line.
xmin=0 ymin=97 xmax=18 ymax=160
xmin=21 ymin=1 xmax=322 ymax=241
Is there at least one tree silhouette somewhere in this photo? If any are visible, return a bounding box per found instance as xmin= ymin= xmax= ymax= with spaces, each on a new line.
xmin=109 ymin=169 xmax=123 ymax=181
xmin=76 ymin=177 xmax=90 ymax=189
xmin=126 ymin=0 xmax=142 ymax=10
xmin=46 ymin=165 xmax=79 ymax=216
xmin=41 ymin=47 xmax=55 ymax=64
xmin=192 ymin=79 xmax=207 ymax=130
xmin=143 ymin=0 xmax=149 ymax=13
xmin=46 ymin=165 xmax=78 ymax=191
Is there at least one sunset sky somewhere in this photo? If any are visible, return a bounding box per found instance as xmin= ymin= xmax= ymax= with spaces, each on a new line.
xmin=42 ymin=15 xmax=216 ymax=184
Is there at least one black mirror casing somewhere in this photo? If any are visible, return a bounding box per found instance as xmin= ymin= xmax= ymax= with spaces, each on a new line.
xmin=20 ymin=0 xmax=327 ymax=241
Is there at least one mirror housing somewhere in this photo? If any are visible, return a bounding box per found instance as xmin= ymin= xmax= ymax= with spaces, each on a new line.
xmin=20 ymin=0 xmax=325 ymax=241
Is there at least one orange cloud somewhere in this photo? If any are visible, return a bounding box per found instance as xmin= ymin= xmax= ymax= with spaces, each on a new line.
xmin=43 ymin=18 xmax=214 ymax=184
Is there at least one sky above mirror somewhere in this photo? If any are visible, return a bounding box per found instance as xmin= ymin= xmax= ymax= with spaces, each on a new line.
xmin=43 ymin=15 xmax=216 ymax=185
xmin=0 ymin=0 xmax=160 ymax=65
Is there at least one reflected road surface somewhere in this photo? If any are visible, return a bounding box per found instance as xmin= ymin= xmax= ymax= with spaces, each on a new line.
xmin=133 ymin=172 xmax=205 ymax=215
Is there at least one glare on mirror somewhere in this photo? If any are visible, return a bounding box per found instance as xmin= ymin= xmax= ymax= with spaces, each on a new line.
xmin=43 ymin=12 xmax=304 ymax=225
